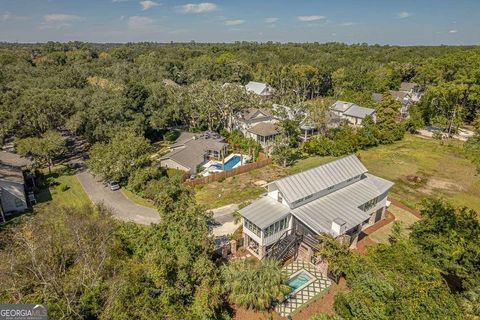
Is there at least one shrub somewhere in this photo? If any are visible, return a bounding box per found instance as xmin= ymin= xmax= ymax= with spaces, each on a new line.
xmin=127 ymin=166 xmax=164 ymax=195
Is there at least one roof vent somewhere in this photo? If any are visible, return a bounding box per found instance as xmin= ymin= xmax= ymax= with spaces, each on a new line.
xmin=331 ymin=218 xmax=347 ymax=237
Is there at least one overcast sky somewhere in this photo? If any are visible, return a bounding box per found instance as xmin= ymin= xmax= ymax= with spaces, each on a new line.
xmin=0 ymin=0 xmax=479 ymax=45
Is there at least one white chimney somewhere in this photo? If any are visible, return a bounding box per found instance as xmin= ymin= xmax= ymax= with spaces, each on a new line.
xmin=331 ymin=218 xmax=347 ymax=236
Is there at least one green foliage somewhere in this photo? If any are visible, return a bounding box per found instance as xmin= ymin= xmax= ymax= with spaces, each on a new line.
xmin=16 ymin=130 xmax=65 ymax=172
xmin=127 ymin=166 xmax=164 ymax=195
xmin=271 ymin=135 xmax=299 ymax=167
xmin=87 ymin=131 xmax=151 ymax=182
xmin=410 ymin=199 xmax=480 ymax=291
xmin=221 ymin=258 xmax=291 ymax=311
xmin=331 ymin=241 xmax=463 ymax=319
xmin=376 ymin=92 xmax=404 ymax=143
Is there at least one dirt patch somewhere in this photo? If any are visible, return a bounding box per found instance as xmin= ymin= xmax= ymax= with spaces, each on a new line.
xmin=418 ymin=178 xmax=464 ymax=194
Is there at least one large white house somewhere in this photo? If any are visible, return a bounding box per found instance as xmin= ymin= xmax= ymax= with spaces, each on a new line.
xmin=239 ymin=155 xmax=393 ymax=261
xmin=330 ymin=101 xmax=376 ymax=127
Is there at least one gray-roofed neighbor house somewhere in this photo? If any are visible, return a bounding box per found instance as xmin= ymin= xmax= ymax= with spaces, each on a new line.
xmin=330 ymin=101 xmax=376 ymax=127
xmin=239 ymin=154 xmax=393 ymax=260
xmin=160 ymin=131 xmax=228 ymax=174
xmin=0 ymin=152 xmax=30 ymax=215
xmin=245 ymin=81 xmax=274 ymax=97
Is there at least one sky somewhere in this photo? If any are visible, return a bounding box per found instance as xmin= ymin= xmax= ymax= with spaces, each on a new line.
xmin=0 ymin=0 xmax=479 ymax=45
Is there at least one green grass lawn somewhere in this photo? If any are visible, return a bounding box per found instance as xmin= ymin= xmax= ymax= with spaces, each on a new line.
xmin=121 ymin=188 xmax=156 ymax=208
xmin=195 ymin=134 xmax=480 ymax=212
xmin=195 ymin=164 xmax=286 ymax=209
xmin=369 ymin=205 xmax=420 ymax=244
xmin=289 ymin=134 xmax=480 ymax=211
xmin=36 ymin=167 xmax=91 ymax=208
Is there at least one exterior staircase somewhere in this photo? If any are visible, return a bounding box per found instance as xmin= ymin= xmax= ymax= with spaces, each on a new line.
xmin=266 ymin=231 xmax=303 ymax=261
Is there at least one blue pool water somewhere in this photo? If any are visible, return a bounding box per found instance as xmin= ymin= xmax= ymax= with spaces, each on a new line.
xmin=223 ymin=155 xmax=241 ymax=170
xmin=288 ymin=272 xmax=312 ymax=291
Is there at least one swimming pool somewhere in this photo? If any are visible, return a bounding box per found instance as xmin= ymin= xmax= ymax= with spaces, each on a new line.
xmin=287 ymin=271 xmax=313 ymax=291
xmin=223 ymin=155 xmax=241 ymax=170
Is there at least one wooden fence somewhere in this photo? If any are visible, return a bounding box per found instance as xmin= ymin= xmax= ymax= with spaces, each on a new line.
xmin=184 ymin=157 xmax=273 ymax=187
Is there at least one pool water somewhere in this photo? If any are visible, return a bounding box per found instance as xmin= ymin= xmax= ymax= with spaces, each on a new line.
xmin=223 ymin=155 xmax=241 ymax=170
xmin=288 ymin=271 xmax=312 ymax=291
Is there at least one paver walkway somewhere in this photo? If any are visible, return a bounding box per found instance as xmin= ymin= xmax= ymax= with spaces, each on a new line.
xmin=275 ymin=261 xmax=331 ymax=317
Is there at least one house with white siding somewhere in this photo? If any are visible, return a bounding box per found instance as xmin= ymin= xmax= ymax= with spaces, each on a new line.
xmin=330 ymin=101 xmax=376 ymax=127
xmin=238 ymin=155 xmax=393 ymax=261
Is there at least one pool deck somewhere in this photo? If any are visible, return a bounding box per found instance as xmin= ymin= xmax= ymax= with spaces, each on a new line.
xmin=275 ymin=261 xmax=332 ymax=317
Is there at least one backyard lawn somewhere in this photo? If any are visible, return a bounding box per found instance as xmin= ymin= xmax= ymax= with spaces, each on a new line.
xmin=368 ymin=205 xmax=420 ymax=244
xmin=195 ymin=134 xmax=480 ymax=211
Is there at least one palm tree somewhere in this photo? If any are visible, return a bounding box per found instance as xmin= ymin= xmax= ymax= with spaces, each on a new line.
xmin=221 ymin=258 xmax=291 ymax=310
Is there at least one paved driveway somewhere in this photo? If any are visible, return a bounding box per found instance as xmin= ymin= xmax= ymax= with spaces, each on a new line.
xmin=209 ymin=203 xmax=241 ymax=246
xmin=76 ymin=171 xmax=160 ymax=225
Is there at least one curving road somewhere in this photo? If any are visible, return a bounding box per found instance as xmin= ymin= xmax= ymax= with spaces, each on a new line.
xmin=76 ymin=171 xmax=160 ymax=225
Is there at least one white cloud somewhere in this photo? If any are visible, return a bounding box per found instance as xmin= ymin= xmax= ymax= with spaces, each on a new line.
xmin=179 ymin=3 xmax=218 ymax=13
xmin=128 ymin=15 xmax=160 ymax=32
xmin=397 ymin=11 xmax=412 ymax=19
xmin=40 ymin=14 xmax=84 ymax=29
xmin=297 ymin=15 xmax=326 ymax=22
xmin=339 ymin=21 xmax=355 ymax=27
xmin=225 ymin=19 xmax=245 ymax=26
xmin=448 ymin=29 xmax=458 ymax=34
xmin=264 ymin=17 xmax=279 ymax=23
xmin=44 ymin=14 xmax=83 ymax=23
xmin=0 ymin=12 xmax=11 ymax=22
xmin=140 ymin=1 xmax=160 ymax=11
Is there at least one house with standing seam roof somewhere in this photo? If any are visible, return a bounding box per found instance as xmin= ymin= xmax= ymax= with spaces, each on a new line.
xmin=330 ymin=101 xmax=376 ymax=127
xmin=238 ymin=154 xmax=393 ymax=261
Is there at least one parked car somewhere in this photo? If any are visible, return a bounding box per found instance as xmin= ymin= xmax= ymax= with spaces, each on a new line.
xmin=108 ymin=181 xmax=120 ymax=191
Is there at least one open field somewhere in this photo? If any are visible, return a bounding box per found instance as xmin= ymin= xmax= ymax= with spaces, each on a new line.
xmin=196 ymin=134 xmax=480 ymax=211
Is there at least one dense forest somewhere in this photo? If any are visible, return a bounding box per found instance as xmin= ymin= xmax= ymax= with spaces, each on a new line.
xmin=1 ymin=42 xmax=480 ymax=143
xmin=1 ymin=42 xmax=480 ymax=319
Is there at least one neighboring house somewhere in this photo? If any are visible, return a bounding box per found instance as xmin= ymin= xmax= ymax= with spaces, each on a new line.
xmin=399 ymin=82 xmax=424 ymax=102
xmin=330 ymin=101 xmax=376 ymax=126
xmin=245 ymin=81 xmax=274 ymax=97
xmin=239 ymin=155 xmax=393 ymax=260
xmin=373 ymin=83 xmax=424 ymax=118
xmin=231 ymin=108 xmax=276 ymax=135
xmin=231 ymin=107 xmax=281 ymax=150
xmin=273 ymin=104 xmax=319 ymax=141
xmin=160 ymin=131 xmax=228 ymax=174
xmin=0 ymin=151 xmax=31 ymax=217
xmin=246 ymin=122 xmax=283 ymax=149
xmin=372 ymin=91 xmax=412 ymax=118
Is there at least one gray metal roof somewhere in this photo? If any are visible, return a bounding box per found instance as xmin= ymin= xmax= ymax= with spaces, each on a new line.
xmin=343 ymin=104 xmax=376 ymax=119
xmin=331 ymin=101 xmax=354 ymax=113
xmin=0 ymin=162 xmax=24 ymax=184
xmin=245 ymin=81 xmax=273 ymax=96
xmin=291 ymin=173 xmax=394 ymax=235
xmin=272 ymin=155 xmax=368 ymax=204
xmin=239 ymin=196 xmax=290 ymax=229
